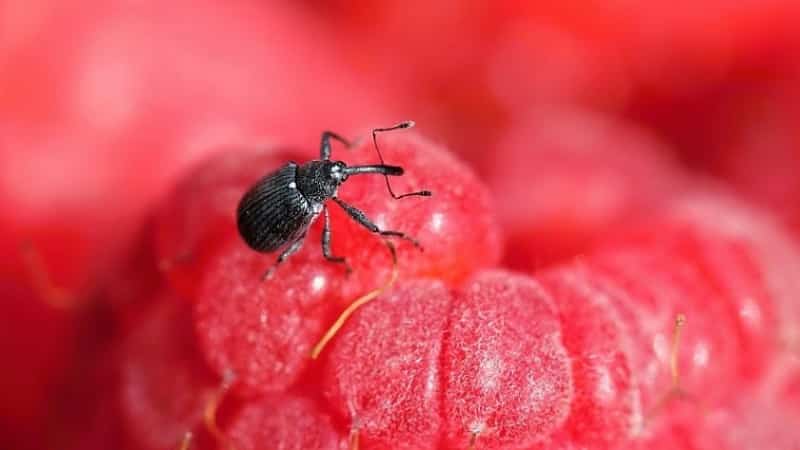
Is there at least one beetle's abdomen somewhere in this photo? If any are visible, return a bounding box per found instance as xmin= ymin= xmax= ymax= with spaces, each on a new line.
xmin=237 ymin=163 xmax=314 ymax=252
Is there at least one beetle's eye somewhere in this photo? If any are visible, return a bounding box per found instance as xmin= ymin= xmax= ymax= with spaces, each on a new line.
xmin=330 ymin=163 xmax=346 ymax=181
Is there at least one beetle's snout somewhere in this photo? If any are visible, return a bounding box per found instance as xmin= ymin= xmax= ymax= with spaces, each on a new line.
xmin=343 ymin=164 xmax=404 ymax=176
xmin=381 ymin=165 xmax=404 ymax=176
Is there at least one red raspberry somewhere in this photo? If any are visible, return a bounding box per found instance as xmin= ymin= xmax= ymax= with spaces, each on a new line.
xmin=225 ymin=394 xmax=345 ymax=450
xmin=119 ymin=292 xmax=218 ymax=450
xmin=193 ymin=235 xmax=344 ymax=396
xmin=537 ymin=268 xmax=638 ymax=448
xmin=442 ymin=270 xmax=573 ymax=449
xmin=0 ymin=281 xmax=78 ymax=450
xmin=326 ymin=130 xmax=501 ymax=299
xmin=486 ymin=107 xmax=684 ymax=270
xmin=190 ymin=129 xmax=501 ymax=396
xmin=322 ymin=280 xmax=452 ymax=449
xmin=658 ymin=190 xmax=800 ymax=350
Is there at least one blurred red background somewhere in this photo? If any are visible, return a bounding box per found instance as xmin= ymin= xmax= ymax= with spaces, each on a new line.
xmin=1 ymin=1 xmax=800 ymax=448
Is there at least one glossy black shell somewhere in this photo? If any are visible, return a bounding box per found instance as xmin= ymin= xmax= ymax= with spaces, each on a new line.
xmin=236 ymin=162 xmax=315 ymax=252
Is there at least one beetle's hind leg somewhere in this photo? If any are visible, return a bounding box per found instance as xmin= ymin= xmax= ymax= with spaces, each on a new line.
xmin=321 ymin=206 xmax=353 ymax=274
xmin=262 ymin=233 xmax=307 ymax=280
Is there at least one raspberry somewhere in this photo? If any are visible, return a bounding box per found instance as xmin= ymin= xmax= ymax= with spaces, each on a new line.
xmin=10 ymin=4 xmax=800 ymax=447
xmin=192 ymin=235 xmax=344 ymax=396
xmin=537 ymin=268 xmax=638 ymax=447
xmin=322 ymin=280 xmax=452 ymax=449
xmin=98 ymin=219 xmax=165 ymax=327
xmin=663 ymin=190 xmax=800 ymax=349
xmin=486 ymin=107 xmax=684 ymax=270
xmin=225 ymin=394 xmax=345 ymax=450
xmin=326 ymin=130 xmax=502 ymax=299
xmin=0 ymin=280 xmax=79 ymax=449
xmin=584 ymin=234 xmax=760 ymax=410
xmin=119 ymin=292 xmax=218 ymax=450
xmin=190 ymin=129 xmax=501 ymax=396
xmin=519 ymin=190 xmax=800 ymax=449
xmin=442 ymin=270 xmax=573 ymax=449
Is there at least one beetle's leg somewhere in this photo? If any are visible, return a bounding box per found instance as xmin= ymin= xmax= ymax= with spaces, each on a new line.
xmin=321 ymin=206 xmax=352 ymax=274
xmin=332 ymin=197 xmax=423 ymax=249
xmin=262 ymin=233 xmax=307 ymax=280
xmin=320 ymin=131 xmax=351 ymax=160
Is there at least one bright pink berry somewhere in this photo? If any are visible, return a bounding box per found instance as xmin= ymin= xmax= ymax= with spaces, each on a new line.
xmin=322 ymin=280 xmax=452 ymax=449
xmin=225 ymin=393 xmax=345 ymax=450
xmin=325 ymin=130 xmax=502 ymax=300
xmin=191 ymin=129 xmax=501 ymax=397
xmin=442 ymin=270 xmax=573 ymax=449
xmin=585 ymin=238 xmax=755 ymax=410
xmin=537 ymin=268 xmax=638 ymax=448
xmin=663 ymin=190 xmax=800 ymax=350
xmin=192 ymin=235 xmax=344 ymax=396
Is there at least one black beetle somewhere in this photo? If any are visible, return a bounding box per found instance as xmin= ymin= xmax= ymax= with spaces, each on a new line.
xmin=237 ymin=121 xmax=431 ymax=279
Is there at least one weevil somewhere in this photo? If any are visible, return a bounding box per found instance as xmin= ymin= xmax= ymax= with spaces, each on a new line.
xmin=236 ymin=121 xmax=431 ymax=279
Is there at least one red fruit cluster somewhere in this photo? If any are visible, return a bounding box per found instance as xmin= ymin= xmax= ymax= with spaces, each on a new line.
xmin=485 ymin=105 xmax=687 ymax=269
xmin=105 ymin=128 xmax=799 ymax=450
xmin=4 ymin=2 xmax=800 ymax=449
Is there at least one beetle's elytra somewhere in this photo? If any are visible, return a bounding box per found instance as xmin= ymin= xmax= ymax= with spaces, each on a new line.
xmin=236 ymin=121 xmax=431 ymax=280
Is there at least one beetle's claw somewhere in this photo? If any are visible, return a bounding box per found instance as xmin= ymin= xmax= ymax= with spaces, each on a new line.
xmin=261 ymin=267 xmax=277 ymax=281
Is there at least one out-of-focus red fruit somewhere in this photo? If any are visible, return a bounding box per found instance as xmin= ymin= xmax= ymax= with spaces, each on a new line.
xmin=707 ymin=357 xmax=800 ymax=450
xmin=155 ymin=147 xmax=306 ymax=298
xmin=537 ymin=268 xmax=639 ymax=448
xmin=631 ymin=391 xmax=800 ymax=450
xmin=628 ymin=76 xmax=800 ymax=238
xmin=586 ymin=233 xmax=762 ymax=410
xmin=328 ymin=130 xmax=502 ymax=300
xmin=70 ymin=397 xmax=126 ymax=450
xmin=578 ymin=190 xmax=800 ymax=411
xmin=763 ymin=355 xmax=800 ymax=408
xmin=0 ymin=281 xmax=78 ymax=450
xmin=662 ymin=191 xmax=800 ymax=350
xmin=486 ymin=107 xmax=684 ymax=271
xmin=192 ymin=235 xmax=344 ymax=396
xmin=119 ymin=292 xmax=219 ymax=450
xmin=487 ymin=22 xmax=631 ymax=114
xmin=624 ymin=399 xmax=732 ymax=450
xmin=722 ymin=400 xmax=800 ymax=450
xmin=94 ymin=218 xmax=164 ymax=330
xmin=225 ymin=394 xmax=345 ymax=450
xmin=702 ymin=84 xmax=800 ymax=235
xmin=442 ymin=270 xmax=573 ymax=449
xmin=323 ymin=280 xmax=452 ymax=449
xmin=0 ymin=0 xmax=394 ymax=296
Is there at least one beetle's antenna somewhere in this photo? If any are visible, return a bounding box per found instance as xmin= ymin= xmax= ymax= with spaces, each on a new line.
xmin=372 ymin=121 xmax=432 ymax=200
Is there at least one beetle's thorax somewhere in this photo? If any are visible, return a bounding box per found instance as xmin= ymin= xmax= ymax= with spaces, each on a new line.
xmin=295 ymin=160 xmax=348 ymax=203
